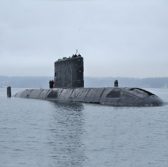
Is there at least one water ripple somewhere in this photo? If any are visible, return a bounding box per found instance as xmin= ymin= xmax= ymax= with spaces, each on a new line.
xmin=0 ymin=88 xmax=168 ymax=167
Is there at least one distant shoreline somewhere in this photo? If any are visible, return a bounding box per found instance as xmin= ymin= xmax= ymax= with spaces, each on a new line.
xmin=0 ymin=76 xmax=168 ymax=88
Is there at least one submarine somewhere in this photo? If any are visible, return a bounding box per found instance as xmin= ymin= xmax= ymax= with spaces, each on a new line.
xmin=15 ymin=54 xmax=163 ymax=106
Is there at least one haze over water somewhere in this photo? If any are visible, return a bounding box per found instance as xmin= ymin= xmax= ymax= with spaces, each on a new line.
xmin=0 ymin=88 xmax=168 ymax=167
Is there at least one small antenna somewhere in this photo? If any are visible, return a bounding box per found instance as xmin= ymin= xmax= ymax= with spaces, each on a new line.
xmin=75 ymin=49 xmax=78 ymax=55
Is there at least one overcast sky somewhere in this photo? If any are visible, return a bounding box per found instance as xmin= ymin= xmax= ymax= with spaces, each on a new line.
xmin=0 ymin=0 xmax=168 ymax=77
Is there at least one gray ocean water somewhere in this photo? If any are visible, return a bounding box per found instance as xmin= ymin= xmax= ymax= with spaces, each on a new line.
xmin=0 ymin=88 xmax=168 ymax=167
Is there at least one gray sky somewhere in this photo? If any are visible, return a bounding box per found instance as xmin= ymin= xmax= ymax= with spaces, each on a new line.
xmin=0 ymin=0 xmax=168 ymax=77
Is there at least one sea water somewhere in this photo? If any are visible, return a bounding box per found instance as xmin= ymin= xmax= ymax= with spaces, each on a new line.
xmin=0 ymin=88 xmax=168 ymax=167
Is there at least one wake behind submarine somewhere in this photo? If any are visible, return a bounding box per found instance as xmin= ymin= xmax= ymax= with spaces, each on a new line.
xmin=15 ymin=54 xmax=163 ymax=106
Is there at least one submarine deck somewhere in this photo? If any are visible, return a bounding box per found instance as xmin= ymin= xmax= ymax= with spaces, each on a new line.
xmin=14 ymin=87 xmax=163 ymax=107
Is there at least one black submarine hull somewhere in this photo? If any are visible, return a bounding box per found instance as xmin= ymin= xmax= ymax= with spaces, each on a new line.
xmin=14 ymin=87 xmax=163 ymax=107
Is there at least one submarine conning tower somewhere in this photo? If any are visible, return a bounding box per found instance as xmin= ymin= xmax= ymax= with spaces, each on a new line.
xmin=54 ymin=54 xmax=84 ymax=88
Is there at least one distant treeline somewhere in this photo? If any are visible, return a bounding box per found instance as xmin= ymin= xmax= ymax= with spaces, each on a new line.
xmin=85 ymin=77 xmax=168 ymax=88
xmin=0 ymin=76 xmax=51 ymax=88
xmin=0 ymin=76 xmax=168 ymax=88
